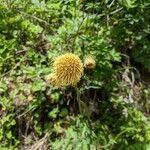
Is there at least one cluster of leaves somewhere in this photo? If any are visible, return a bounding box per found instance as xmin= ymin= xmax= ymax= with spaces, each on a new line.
xmin=0 ymin=0 xmax=150 ymax=149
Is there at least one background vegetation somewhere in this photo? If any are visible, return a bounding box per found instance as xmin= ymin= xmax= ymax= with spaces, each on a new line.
xmin=0 ymin=0 xmax=150 ymax=149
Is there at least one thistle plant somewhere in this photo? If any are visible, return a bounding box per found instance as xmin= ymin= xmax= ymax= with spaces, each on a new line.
xmin=47 ymin=53 xmax=84 ymax=113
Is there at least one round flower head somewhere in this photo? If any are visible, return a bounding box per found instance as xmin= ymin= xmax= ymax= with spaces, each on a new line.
xmin=53 ymin=53 xmax=83 ymax=86
xmin=84 ymin=55 xmax=96 ymax=69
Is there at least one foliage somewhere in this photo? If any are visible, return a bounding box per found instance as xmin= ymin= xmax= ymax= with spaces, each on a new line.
xmin=0 ymin=0 xmax=150 ymax=149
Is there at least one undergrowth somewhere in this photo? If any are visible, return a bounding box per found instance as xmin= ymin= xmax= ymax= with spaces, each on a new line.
xmin=0 ymin=0 xmax=150 ymax=149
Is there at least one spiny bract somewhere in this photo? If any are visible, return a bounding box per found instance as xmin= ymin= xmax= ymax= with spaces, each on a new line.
xmin=53 ymin=53 xmax=83 ymax=86
xmin=45 ymin=73 xmax=57 ymax=85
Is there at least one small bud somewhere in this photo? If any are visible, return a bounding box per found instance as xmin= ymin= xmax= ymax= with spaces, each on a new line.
xmin=84 ymin=55 xmax=96 ymax=69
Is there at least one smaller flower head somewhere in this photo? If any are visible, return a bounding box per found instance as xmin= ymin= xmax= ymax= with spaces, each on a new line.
xmin=84 ymin=55 xmax=96 ymax=69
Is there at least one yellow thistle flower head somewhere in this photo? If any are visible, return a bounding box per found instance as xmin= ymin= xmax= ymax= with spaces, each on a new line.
xmin=84 ymin=55 xmax=96 ymax=69
xmin=53 ymin=53 xmax=83 ymax=86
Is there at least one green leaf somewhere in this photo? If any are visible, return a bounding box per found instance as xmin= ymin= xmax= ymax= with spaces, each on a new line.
xmin=6 ymin=131 xmax=12 ymax=139
xmin=32 ymin=80 xmax=46 ymax=92
xmin=120 ymin=0 xmax=137 ymax=8
xmin=0 ymin=82 xmax=7 ymax=93
xmin=48 ymin=108 xmax=59 ymax=119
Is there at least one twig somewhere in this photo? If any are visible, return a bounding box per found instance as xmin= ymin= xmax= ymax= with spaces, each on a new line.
xmin=107 ymin=15 xmax=110 ymax=27
xmin=109 ymin=7 xmax=123 ymax=15
xmin=28 ymin=133 xmax=50 ymax=150
xmin=75 ymin=86 xmax=82 ymax=114
xmin=15 ymin=49 xmax=28 ymax=55
xmin=19 ymin=11 xmax=48 ymax=25
xmin=107 ymin=0 xmax=116 ymax=8
xmin=71 ymin=14 xmax=88 ymax=52
xmin=0 ymin=58 xmax=24 ymax=79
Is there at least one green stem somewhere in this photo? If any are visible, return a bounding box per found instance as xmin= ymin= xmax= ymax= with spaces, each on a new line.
xmin=75 ymin=86 xmax=82 ymax=114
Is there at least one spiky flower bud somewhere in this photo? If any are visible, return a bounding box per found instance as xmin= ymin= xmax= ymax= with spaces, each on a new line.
xmin=84 ymin=55 xmax=96 ymax=69
xmin=53 ymin=53 xmax=83 ymax=86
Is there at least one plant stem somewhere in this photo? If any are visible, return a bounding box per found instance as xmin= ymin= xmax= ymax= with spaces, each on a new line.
xmin=75 ymin=86 xmax=82 ymax=114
